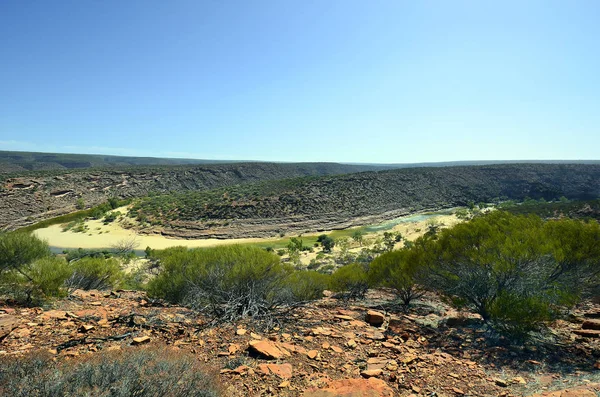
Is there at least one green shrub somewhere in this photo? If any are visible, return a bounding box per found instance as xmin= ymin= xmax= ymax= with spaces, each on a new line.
xmin=75 ymin=198 xmax=85 ymax=210
xmin=329 ymin=263 xmax=369 ymax=300
xmin=0 ymin=233 xmax=64 ymax=304
xmin=0 ymin=346 xmax=220 ymax=397
xmin=285 ymin=271 xmax=329 ymax=301
xmin=417 ymin=211 xmax=600 ymax=339
xmin=0 ymin=232 xmax=50 ymax=273
xmin=0 ymin=257 xmax=72 ymax=304
xmin=147 ymin=245 xmax=317 ymax=324
xmin=66 ymin=257 xmax=124 ymax=290
xmin=103 ymin=211 xmax=121 ymax=224
xmin=369 ymin=248 xmax=424 ymax=309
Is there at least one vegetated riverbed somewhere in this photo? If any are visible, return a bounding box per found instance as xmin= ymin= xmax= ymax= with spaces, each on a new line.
xmin=38 ymin=208 xmax=461 ymax=255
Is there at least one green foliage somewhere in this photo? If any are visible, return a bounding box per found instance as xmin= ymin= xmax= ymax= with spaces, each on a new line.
xmin=147 ymin=245 xmax=319 ymax=323
xmin=0 ymin=346 xmax=220 ymax=397
xmin=75 ymin=198 xmax=85 ymax=210
xmin=0 ymin=257 xmax=72 ymax=304
xmin=287 ymin=237 xmax=303 ymax=253
xmin=66 ymin=257 xmax=124 ymax=291
xmin=103 ymin=211 xmax=121 ymax=224
xmin=369 ymin=248 xmax=424 ymax=308
xmin=415 ymin=211 xmax=600 ymax=339
xmin=317 ymin=235 xmax=335 ymax=252
xmin=329 ymin=263 xmax=369 ymax=300
xmin=285 ymin=271 xmax=329 ymax=301
xmin=0 ymin=232 xmax=50 ymax=274
xmin=351 ymin=230 xmax=364 ymax=244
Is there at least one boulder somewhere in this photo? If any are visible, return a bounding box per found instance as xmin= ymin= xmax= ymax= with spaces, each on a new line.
xmin=365 ymin=310 xmax=385 ymax=326
xmin=0 ymin=315 xmax=19 ymax=340
xmin=248 ymin=340 xmax=283 ymax=359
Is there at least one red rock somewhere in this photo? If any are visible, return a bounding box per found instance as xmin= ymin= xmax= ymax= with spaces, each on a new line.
xmin=302 ymin=377 xmax=395 ymax=397
xmin=248 ymin=340 xmax=283 ymax=359
xmin=360 ymin=368 xmax=383 ymax=378
xmin=132 ymin=336 xmax=150 ymax=345
xmin=266 ymin=363 xmax=293 ymax=379
xmin=79 ymin=324 xmax=95 ymax=333
xmin=530 ymin=385 xmax=600 ymax=397
xmin=307 ymin=350 xmax=319 ymax=360
xmin=365 ymin=310 xmax=385 ymax=326
xmin=0 ymin=315 xmax=19 ymax=340
xmin=40 ymin=310 xmax=67 ymax=321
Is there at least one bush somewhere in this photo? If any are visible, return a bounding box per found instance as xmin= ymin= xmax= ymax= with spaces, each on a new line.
xmin=0 ymin=232 xmax=50 ymax=274
xmin=103 ymin=211 xmax=121 ymax=224
xmin=0 ymin=257 xmax=72 ymax=304
xmin=317 ymin=234 xmax=335 ymax=252
xmin=75 ymin=198 xmax=85 ymax=210
xmin=285 ymin=271 xmax=329 ymax=301
xmin=66 ymin=257 xmax=124 ymax=291
xmin=369 ymin=248 xmax=424 ymax=309
xmin=147 ymin=245 xmax=318 ymax=324
xmin=329 ymin=263 xmax=369 ymax=300
xmin=0 ymin=233 xmax=64 ymax=304
xmin=417 ymin=211 xmax=600 ymax=339
xmin=0 ymin=346 xmax=220 ymax=397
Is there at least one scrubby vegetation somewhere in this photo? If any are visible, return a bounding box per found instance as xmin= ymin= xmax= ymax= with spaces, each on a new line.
xmin=18 ymin=198 xmax=131 ymax=233
xmin=367 ymin=211 xmax=600 ymax=339
xmin=147 ymin=245 xmax=327 ymax=325
xmin=0 ymin=232 xmax=131 ymax=304
xmin=0 ymin=346 xmax=219 ymax=397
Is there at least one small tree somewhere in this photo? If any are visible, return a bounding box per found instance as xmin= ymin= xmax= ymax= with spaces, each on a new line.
xmin=317 ymin=235 xmax=335 ymax=252
xmin=351 ymin=230 xmax=364 ymax=245
xmin=75 ymin=198 xmax=85 ymax=210
xmin=369 ymin=248 xmax=424 ymax=310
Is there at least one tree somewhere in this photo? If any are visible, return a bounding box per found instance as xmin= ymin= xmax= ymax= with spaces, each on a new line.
xmin=351 ymin=230 xmax=364 ymax=245
xmin=0 ymin=232 xmax=50 ymax=275
xmin=0 ymin=232 xmax=71 ymax=303
xmin=75 ymin=198 xmax=85 ymax=210
xmin=321 ymin=236 xmax=335 ymax=252
xmin=382 ymin=232 xmax=396 ymax=251
xmin=417 ymin=212 xmax=599 ymax=339
xmin=369 ymin=248 xmax=425 ymax=309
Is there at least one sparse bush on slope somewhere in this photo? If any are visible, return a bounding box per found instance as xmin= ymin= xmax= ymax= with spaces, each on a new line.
xmin=0 ymin=346 xmax=220 ymax=397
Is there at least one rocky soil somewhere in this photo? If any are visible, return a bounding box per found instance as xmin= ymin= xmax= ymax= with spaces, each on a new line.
xmin=2 ymin=289 xmax=600 ymax=396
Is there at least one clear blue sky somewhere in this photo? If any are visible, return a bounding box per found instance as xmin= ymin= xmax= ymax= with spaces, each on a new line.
xmin=1 ymin=1 xmax=598 ymax=163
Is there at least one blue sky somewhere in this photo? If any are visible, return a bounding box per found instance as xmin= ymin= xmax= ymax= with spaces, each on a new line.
xmin=1 ymin=1 xmax=598 ymax=163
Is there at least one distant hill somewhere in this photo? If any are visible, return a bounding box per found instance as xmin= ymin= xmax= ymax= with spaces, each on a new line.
xmin=2 ymin=150 xmax=598 ymax=175
xmin=0 ymin=150 xmax=239 ymax=174
xmin=130 ymin=163 xmax=600 ymax=239
xmin=0 ymin=160 xmax=395 ymax=231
